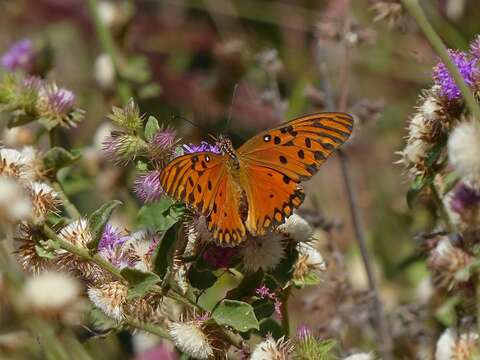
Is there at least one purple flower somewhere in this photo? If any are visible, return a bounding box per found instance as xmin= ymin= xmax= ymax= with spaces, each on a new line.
xmin=433 ymin=50 xmax=478 ymax=101
xmin=152 ymin=127 xmax=177 ymax=150
xmin=470 ymin=35 xmax=480 ymax=59
xmin=134 ymin=170 xmax=163 ymax=203
xmin=255 ymin=284 xmax=272 ymax=298
xmin=297 ymin=324 xmax=312 ymax=341
xmin=450 ymin=182 xmax=480 ymax=214
xmin=202 ymin=245 xmax=237 ymax=268
xmin=1 ymin=39 xmax=36 ymax=72
xmin=183 ymin=141 xmax=221 ymax=154
xmin=40 ymin=84 xmax=75 ymax=116
xmin=98 ymin=224 xmax=130 ymax=268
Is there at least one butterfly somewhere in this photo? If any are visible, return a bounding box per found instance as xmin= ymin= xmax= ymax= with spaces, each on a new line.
xmin=159 ymin=112 xmax=353 ymax=246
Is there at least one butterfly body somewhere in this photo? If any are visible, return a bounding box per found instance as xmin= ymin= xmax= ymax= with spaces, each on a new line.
xmin=160 ymin=112 xmax=354 ymax=246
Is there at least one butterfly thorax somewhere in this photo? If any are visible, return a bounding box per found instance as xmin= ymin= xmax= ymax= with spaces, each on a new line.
xmin=217 ymin=135 xmax=240 ymax=170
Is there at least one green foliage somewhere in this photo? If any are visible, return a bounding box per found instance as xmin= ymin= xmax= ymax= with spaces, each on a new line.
xmin=212 ymin=300 xmax=259 ymax=332
xmin=406 ymin=174 xmax=433 ymax=209
xmin=144 ymin=115 xmax=160 ymax=141
xmin=293 ymin=338 xmax=337 ymax=360
xmin=226 ymin=269 xmax=264 ymax=299
xmin=151 ymin=224 xmax=178 ymax=279
xmin=87 ymin=200 xmax=122 ymax=253
xmin=120 ymin=267 xmax=161 ymax=300
xmin=258 ymin=318 xmax=283 ymax=339
xmin=252 ymin=298 xmax=275 ymax=319
xmin=43 ymin=147 xmax=81 ymax=172
xmin=137 ymin=197 xmax=185 ymax=231
xmin=108 ymin=98 xmax=143 ymax=131
xmin=187 ymin=265 xmax=217 ymax=290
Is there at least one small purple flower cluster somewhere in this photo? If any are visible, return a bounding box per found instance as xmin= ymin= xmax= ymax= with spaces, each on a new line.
xmin=134 ymin=170 xmax=163 ymax=203
xmin=433 ymin=36 xmax=480 ymax=101
xmin=183 ymin=141 xmax=221 ymax=155
xmin=1 ymin=39 xmax=36 ymax=72
xmin=450 ymin=182 xmax=480 ymax=214
xmin=255 ymin=284 xmax=283 ymax=320
xmin=98 ymin=224 xmax=131 ymax=269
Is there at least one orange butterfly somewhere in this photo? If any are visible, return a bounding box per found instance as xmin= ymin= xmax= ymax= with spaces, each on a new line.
xmin=159 ymin=112 xmax=353 ymax=246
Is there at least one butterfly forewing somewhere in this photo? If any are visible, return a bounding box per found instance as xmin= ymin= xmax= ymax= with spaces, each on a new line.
xmin=237 ymin=112 xmax=353 ymax=234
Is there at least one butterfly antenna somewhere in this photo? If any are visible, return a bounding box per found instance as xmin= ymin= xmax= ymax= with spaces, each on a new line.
xmin=171 ymin=115 xmax=212 ymax=134
xmin=225 ymin=83 xmax=239 ymax=135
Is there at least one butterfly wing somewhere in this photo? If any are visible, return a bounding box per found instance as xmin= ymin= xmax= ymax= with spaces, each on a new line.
xmin=159 ymin=152 xmax=246 ymax=245
xmin=237 ymin=112 xmax=353 ymax=235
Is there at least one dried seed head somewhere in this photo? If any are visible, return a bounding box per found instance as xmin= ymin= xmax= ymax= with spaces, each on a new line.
xmin=87 ymin=281 xmax=128 ymax=321
xmin=241 ymin=233 xmax=286 ymax=272
xmin=427 ymin=237 xmax=473 ymax=289
xmin=0 ymin=148 xmax=28 ymax=179
xmin=124 ymin=229 xmax=160 ymax=271
xmin=14 ymin=223 xmax=52 ymax=273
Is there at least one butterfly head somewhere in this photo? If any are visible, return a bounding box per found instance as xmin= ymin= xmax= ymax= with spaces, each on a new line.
xmin=216 ymin=134 xmax=239 ymax=168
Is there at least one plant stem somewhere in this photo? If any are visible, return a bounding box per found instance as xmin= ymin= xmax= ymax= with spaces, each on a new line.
xmin=331 ymin=3 xmax=392 ymax=358
xmin=42 ymin=224 xmax=123 ymax=279
xmin=52 ymin=182 xmax=81 ymax=219
xmin=125 ymin=317 xmax=170 ymax=339
xmin=401 ymin=0 xmax=480 ymax=121
xmin=429 ymin=183 xmax=453 ymax=232
xmin=280 ymin=286 xmax=291 ymax=337
xmin=86 ymin=0 xmax=132 ymax=103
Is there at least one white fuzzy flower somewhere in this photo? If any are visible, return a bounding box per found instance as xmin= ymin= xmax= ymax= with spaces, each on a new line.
xmin=87 ymin=281 xmax=128 ymax=321
xmin=29 ymin=182 xmax=60 ymax=222
xmin=343 ymin=353 xmax=374 ymax=360
xmin=94 ymin=53 xmax=115 ymax=88
xmin=408 ymin=113 xmax=428 ymax=140
xmin=435 ymin=328 xmax=479 ymax=360
xmin=420 ymin=94 xmax=444 ymax=123
xmin=0 ymin=177 xmax=32 ymax=223
xmin=251 ymin=335 xmax=293 ymax=360
xmin=0 ymin=148 xmax=29 ymax=179
xmin=293 ymin=241 xmax=326 ymax=281
xmin=169 ymin=321 xmax=214 ymax=359
xmin=277 ymin=213 xmax=312 ymax=242
xmin=58 ymin=219 xmax=92 ymax=247
xmin=241 ymin=233 xmax=286 ymax=272
xmin=24 ymin=272 xmax=81 ymax=312
xmin=98 ymin=1 xmax=117 ymax=26
xmin=20 ymin=146 xmax=44 ymax=180
xmin=448 ymin=121 xmax=480 ymax=187
xmin=403 ymin=138 xmax=428 ymax=164
xmin=124 ymin=229 xmax=159 ymax=271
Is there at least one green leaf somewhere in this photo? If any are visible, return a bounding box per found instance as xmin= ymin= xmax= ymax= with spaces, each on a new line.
xmin=406 ymin=174 xmax=433 ymax=209
xmin=43 ymin=147 xmax=81 ymax=172
xmin=152 ymin=224 xmax=178 ymax=279
xmin=120 ymin=268 xmax=160 ymax=299
xmin=252 ymin=298 xmax=275 ymax=319
xmin=212 ymin=300 xmax=259 ymax=332
xmin=425 ymin=143 xmax=444 ymax=167
xmin=271 ymin=244 xmax=298 ymax=286
xmin=34 ymin=244 xmax=56 ymax=260
xmin=145 ymin=116 xmax=160 ymax=142
xmin=7 ymin=110 xmax=36 ymax=128
xmin=226 ymin=270 xmax=264 ymax=299
xmin=293 ymin=273 xmax=320 ymax=288
xmin=443 ymin=172 xmax=459 ymax=195
xmin=137 ymin=197 xmax=184 ymax=231
xmin=258 ymin=318 xmax=283 ymax=339
xmin=187 ymin=266 xmax=217 ymax=290
xmin=87 ymin=200 xmax=122 ymax=253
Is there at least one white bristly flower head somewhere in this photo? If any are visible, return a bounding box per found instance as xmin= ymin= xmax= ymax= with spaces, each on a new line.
xmin=169 ymin=320 xmax=214 ymax=359
xmin=58 ymin=219 xmax=92 ymax=247
xmin=277 ymin=213 xmax=313 ymax=242
xmin=87 ymin=281 xmax=128 ymax=321
xmin=448 ymin=121 xmax=480 ymax=188
xmin=21 ymin=146 xmax=45 ymax=180
xmin=343 ymin=353 xmax=374 ymax=360
xmin=293 ymin=241 xmax=327 ymax=281
xmin=0 ymin=177 xmax=32 ymax=223
xmin=94 ymin=53 xmax=115 ymax=88
xmin=250 ymin=335 xmax=293 ymax=360
xmin=0 ymin=148 xmax=29 ymax=179
xmin=241 ymin=233 xmax=286 ymax=272
xmin=435 ymin=328 xmax=479 ymax=360
xmin=28 ymin=182 xmax=61 ymax=223
xmin=124 ymin=229 xmax=160 ymax=271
